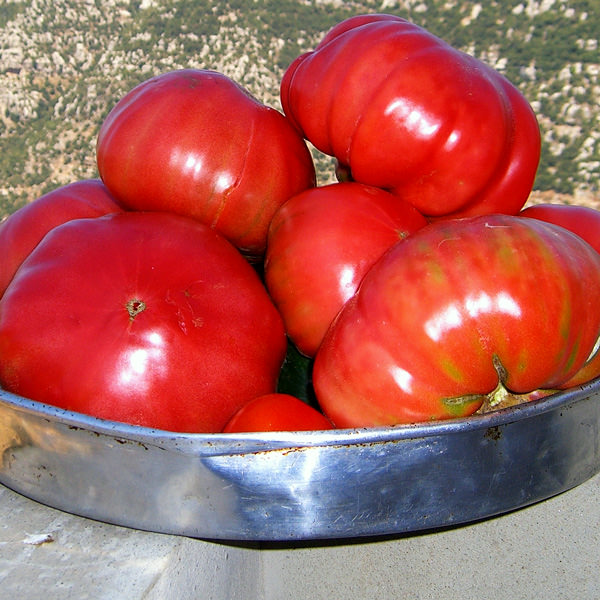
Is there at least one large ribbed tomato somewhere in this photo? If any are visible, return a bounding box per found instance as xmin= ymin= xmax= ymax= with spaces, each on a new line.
xmin=0 ymin=179 xmax=123 ymax=297
xmin=519 ymin=204 xmax=600 ymax=389
xmin=265 ymin=182 xmax=427 ymax=357
xmin=97 ymin=69 xmax=315 ymax=257
xmin=313 ymin=214 xmax=600 ymax=428
xmin=281 ymin=14 xmax=540 ymax=219
xmin=0 ymin=211 xmax=287 ymax=433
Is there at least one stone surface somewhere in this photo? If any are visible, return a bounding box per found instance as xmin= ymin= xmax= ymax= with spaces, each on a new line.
xmin=0 ymin=485 xmax=261 ymax=600
xmin=1 ymin=472 xmax=599 ymax=599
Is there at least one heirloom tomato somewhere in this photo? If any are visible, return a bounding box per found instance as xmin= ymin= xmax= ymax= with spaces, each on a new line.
xmin=222 ymin=393 xmax=333 ymax=433
xmin=526 ymin=203 xmax=600 ymax=388
xmin=0 ymin=179 xmax=123 ymax=297
xmin=281 ymin=14 xmax=540 ymax=219
xmin=265 ymin=182 xmax=427 ymax=356
xmin=520 ymin=203 xmax=600 ymax=255
xmin=96 ymin=69 xmax=315 ymax=258
xmin=0 ymin=212 xmax=287 ymax=433
xmin=313 ymin=214 xmax=600 ymax=428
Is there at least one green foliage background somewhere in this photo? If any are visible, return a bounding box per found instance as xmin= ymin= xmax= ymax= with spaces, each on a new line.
xmin=0 ymin=0 xmax=598 ymax=219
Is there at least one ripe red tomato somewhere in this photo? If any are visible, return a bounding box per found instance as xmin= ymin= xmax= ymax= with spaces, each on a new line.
xmin=222 ymin=393 xmax=333 ymax=432
xmin=280 ymin=14 xmax=540 ymax=219
xmin=0 ymin=179 xmax=123 ymax=297
xmin=96 ymin=69 xmax=316 ymax=258
xmin=520 ymin=203 xmax=600 ymax=254
xmin=0 ymin=212 xmax=287 ymax=433
xmin=264 ymin=182 xmax=427 ymax=356
xmin=313 ymin=214 xmax=600 ymax=428
xmin=518 ymin=203 xmax=600 ymax=387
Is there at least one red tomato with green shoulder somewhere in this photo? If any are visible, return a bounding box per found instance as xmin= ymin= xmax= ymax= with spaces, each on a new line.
xmin=265 ymin=182 xmax=427 ymax=356
xmin=281 ymin=14 xmax=540 ymax=219
xmin=0 ymin=179 xmax=123 ymax=297
xmin=313 ymin=214 xmax=600 ymax=428
xmin=97 ymin=69 xmax=316 ymax=258
xmin=0 ymin=211 xmax=287 ymax=433
xmin=223 ymin=393 xmax=333 ymax=432
xmin=520 ymin=203 xmax=600 ymax=255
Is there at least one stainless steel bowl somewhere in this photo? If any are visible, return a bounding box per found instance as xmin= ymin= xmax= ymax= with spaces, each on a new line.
xmin=1 ymin=379 xmax=599 ymax=541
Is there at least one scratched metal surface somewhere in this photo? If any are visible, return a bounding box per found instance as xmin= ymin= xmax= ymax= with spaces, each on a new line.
xmin=0 ymin=379 xmax=599 ymax=541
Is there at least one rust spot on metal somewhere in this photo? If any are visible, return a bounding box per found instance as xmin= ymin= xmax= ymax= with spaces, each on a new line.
xmin=484 ymin=426 xmax=502 ymax=442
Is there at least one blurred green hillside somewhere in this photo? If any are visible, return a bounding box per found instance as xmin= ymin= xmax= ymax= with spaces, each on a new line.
xmin=0 ymin=0 xmax=598 ymax=219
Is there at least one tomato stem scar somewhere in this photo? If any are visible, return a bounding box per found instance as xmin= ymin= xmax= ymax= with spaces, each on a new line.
xmin=126 ymin=298 xmax=147 ymax=320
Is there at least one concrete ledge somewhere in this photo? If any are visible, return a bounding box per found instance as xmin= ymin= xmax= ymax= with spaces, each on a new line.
xmin=1 ymin=473 xmax=599 ymax=599
xmin=261 ymin=472 xmax=600 ymax=599
xmin=0 ymin=485 xmax=261 ymax=600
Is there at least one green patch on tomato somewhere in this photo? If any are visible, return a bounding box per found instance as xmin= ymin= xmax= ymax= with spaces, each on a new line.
xmin=441 ymin=393 xmax=484 ymax=417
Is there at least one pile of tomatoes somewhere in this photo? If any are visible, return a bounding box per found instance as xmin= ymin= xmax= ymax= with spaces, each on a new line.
xmin=1 ymin=14 xmax=600 ymax=434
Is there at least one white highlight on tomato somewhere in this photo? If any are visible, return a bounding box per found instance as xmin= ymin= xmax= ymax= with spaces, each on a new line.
xmin=338 ymin=265 xmax=357 ymax=303
xmin=389 ymin=365 xmax=413 ymax=394
xmin=425 ymin=303 xmax=462 ymax=342
xmin=115 ymin=331 xmax=167 ymax=392
xmin=384 ymin=98 xmax=440 ymax=138
xmin=425 ymin=292 xmax=522 ymax=342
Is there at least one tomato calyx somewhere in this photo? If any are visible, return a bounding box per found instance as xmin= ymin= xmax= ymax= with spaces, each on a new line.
xmin=440 ymin=354 xmax=545 ymax=417
xmin=483 ymin=355 xmax=515 ymax=410
xmin=443 ymin=381 xmax=557 ymax=418
xmin=477 ymin=381 xmax=557 ymax=414
xmin=441 ymin=354 xmax=561 ymax=416
xmin=440 ymin=354 xmax=507 ymax=416
xmin=484 ymin=381 xmax=517 ymax=411
xmin=126 ymin=298 xmax=147 ymax=321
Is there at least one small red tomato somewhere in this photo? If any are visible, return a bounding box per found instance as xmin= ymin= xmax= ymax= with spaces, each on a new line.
xmin=97 ymin=69 xmax=316 ymax=257
xmin=0 ymin=179 xmax=123 ymax=297
xmin=265 ymin=182 xmax=427 ymax=356
xmin=222 ymin=393 xmax=334 ymax=433
xmin=520 ymin=203 xmax=600 ymax=255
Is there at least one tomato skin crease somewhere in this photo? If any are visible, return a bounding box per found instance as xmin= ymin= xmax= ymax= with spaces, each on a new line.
xmin=313 ymin=214 xmax=600 ymax=428
xmin=97 ymin=69 xmax=316 ymax=258
xmin=280 ymin=14 xmax=540 ymax=219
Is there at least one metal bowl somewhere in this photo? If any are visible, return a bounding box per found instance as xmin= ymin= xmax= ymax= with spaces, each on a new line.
xmin=1 ymin=379 xmax=599 ymax=541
